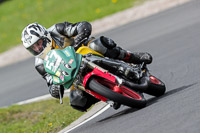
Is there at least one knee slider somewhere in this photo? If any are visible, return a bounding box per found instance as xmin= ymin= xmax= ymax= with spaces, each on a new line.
xmin=89 ymin=36 xmax=119 ymax=57
xmin=89 ymin=37 xmax=107 ymax=55
xmin=100 ymin=36 xmax=116 ymax=49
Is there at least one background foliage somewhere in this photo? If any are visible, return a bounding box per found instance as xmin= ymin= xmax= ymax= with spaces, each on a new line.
xmin=0 ymin=0 xmax=144 ymax=53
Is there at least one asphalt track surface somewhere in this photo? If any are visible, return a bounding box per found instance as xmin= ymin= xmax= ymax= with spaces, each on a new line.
xmin=0 ymin=0 xmax=200 ymax=132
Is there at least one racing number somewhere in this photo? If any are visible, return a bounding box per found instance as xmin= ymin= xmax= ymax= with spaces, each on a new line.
xmin=45 ymin=51 xmax=62 ymax=72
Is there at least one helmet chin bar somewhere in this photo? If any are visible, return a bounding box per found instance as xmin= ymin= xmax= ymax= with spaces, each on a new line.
xmin=37 ymin=40 xmax=52 ymax=59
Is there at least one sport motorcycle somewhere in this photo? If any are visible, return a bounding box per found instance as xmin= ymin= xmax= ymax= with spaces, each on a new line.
xmin=43 ymin=43 xmax=166 ymax=109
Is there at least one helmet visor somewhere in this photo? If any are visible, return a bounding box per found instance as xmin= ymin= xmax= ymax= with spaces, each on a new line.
xmin=27 ymin=38 xmax=47 ymax=56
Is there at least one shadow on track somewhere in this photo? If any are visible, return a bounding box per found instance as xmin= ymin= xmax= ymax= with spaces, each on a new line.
xmin=147 ymin=82 xmax=197 ymax=106
xmin=98 ymin=82 xmax=198 ymax=123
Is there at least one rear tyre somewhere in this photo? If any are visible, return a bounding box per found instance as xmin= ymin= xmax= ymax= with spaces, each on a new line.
xmin=88 ymin=78 xmax=147 ymax=108
xmin=144 ymin=75 xmax=166 ymax=97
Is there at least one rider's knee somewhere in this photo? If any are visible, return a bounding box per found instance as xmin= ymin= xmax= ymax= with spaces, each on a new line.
xmin=69 ymin=89 xmax=99 ymax=112
xmin=89 ymin=36 xmax=117 ymax=56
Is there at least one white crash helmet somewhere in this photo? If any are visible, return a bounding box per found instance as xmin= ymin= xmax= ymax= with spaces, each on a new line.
xmin=21 ymin=23 xmax=52 ymax=59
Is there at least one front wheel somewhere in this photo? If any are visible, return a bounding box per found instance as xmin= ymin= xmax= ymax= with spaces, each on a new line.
xmin=88 ymin=77 xmax=147 ymax=108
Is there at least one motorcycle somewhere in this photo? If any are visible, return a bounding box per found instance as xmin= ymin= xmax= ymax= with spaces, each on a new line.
xmin=43 ymin=41 xmax=166 ymax=109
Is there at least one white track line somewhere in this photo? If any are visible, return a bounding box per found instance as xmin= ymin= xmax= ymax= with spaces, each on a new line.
xmin=16 ymin=90 xmax=70 ymax=105
xmin=63 ymin=104 xmax=110 ymax=133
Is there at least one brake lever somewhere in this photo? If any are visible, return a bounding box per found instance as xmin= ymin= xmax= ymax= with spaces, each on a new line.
xmin=58 ymin=88 xmax=63 ymax=104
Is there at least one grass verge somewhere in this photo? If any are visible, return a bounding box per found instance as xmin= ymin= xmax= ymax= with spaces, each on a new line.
xmin=0 ymin=97 xmax=85 ymax=133
xmin=0 ymin=0 xmax=145 ymax=53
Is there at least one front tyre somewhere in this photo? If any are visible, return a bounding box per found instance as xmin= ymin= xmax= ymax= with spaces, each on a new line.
xmin=88 ymin=78 xmax=147 ymax=108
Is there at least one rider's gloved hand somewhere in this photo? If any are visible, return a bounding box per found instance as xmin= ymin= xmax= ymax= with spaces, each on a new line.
xmin=49 ymin=84 xmax=64 ymax=99
xmin=44 ymin=74 xmax=64 ymax=99
xmin=74 ymin=37 xmax=89 ymax=50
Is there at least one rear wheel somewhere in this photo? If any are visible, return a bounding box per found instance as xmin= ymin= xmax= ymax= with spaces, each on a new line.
xmin=144 ymin=75 xmax=166 ymax=97
xmin=88 ymin=77 xmax=147 ymax=108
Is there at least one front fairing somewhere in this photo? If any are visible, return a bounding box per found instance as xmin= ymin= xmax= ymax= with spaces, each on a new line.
xmin=43 ymin=46 xmax=82 ymax=89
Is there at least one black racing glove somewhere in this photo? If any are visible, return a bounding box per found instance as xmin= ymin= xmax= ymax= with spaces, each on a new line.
xmin=49 ymin=84 xmax=64 ymax=99
xmin=45 ymin=74 xmax=64 ymax=99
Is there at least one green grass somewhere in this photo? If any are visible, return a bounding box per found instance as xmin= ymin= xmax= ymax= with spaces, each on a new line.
xmin=0 ymin=97 xmax=85 ymax=133
xmin=0 ymin=0 xmax=145 ymax=53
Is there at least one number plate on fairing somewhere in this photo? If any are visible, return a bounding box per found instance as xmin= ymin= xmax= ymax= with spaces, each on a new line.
xmin=43 ymin=46 xmax=82 ymax=87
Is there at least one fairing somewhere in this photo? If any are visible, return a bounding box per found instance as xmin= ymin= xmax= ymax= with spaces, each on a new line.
xmin=43 ymin=46 xmax=82 ymax=89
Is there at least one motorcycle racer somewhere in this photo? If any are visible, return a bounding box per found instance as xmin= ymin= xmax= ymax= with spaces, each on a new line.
xmin=21 ymin=22 xmax=152 ymax=111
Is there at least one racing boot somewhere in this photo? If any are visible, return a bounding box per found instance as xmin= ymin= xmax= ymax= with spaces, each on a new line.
xmin=100 ymin=36 xmax=153 ymax=64
xmin=117 ymin=48 xmax=153 ymax=64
